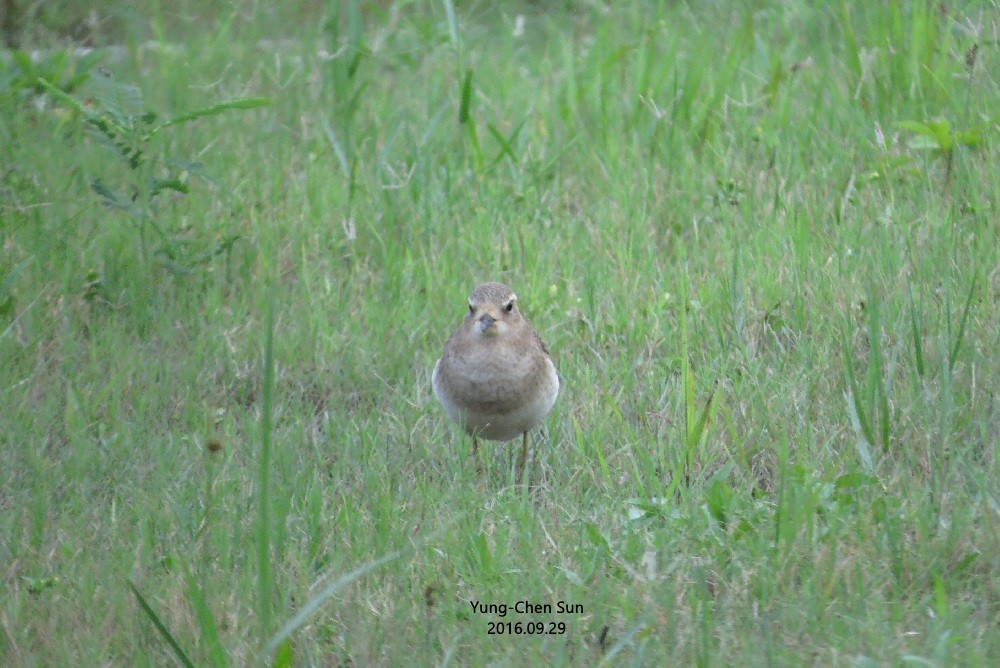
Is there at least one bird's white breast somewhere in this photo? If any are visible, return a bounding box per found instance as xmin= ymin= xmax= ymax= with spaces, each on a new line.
xmin=432 ymin=356 xmax=559 ymax=441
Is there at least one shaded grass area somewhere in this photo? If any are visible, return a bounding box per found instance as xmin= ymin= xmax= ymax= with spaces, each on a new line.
xmin=2 ymin=0 xmax=999 ymax=664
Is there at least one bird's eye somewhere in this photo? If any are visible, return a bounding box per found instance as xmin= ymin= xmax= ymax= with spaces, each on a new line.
xmin=468 ymin=304 xmax=475 ymax=314
xmin=505 ymin=302 xmax=514 ymax=313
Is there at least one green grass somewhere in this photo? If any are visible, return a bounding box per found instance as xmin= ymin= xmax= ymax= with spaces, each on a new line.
xmin=2 ymin=0 xmax=999 ymax=664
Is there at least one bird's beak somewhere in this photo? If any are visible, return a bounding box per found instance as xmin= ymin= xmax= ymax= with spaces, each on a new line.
xmin=475 ymin=311 xmax=500 ymax=336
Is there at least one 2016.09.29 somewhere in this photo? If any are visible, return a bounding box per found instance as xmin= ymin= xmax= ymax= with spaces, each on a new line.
xmin=487 ymin=621 xmax=566 ymax=635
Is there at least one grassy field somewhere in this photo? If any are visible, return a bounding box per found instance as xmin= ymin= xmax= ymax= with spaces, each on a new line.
xmin=2 ymin=0 xmax=998 ymax=664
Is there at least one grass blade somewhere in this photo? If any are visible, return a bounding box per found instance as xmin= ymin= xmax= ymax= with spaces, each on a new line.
xmin=487 ymin=122 xmax=519 ymax=165
xmin=685 ymin=386 xmax=716 ymax=455
xmin=127 ymin=579 xmax=196 ymax=668
xmin=184 ymin=567 xmax=228 ymax=668
xmin=266 ymin=521 xmax=456 ymax=655
xmin=599 ymin=619 xmax=645 ymax=666
xmin=948 ymin=273 xmax=977 ymax=368
xmin=442 ymin=0 xmax=459 ymax=47
xmin=840 ymin=3 xmax=862 ymax=86
xmin=257 ymin=295 xmax=276 ymax=640
xmin=155 ymin=98 xmax=271 ymax=133
xmin=458 ymin=68 xmax=473 ymax=125
xmin=604 ymin=388 xmax=645 ymax=497
xmin=865 ymin=295 xmax=890 ymax=450
xmin=321 ymin=117 xmax=351 ymax=179
xmin=841 ymin=325 xmax=875 ymax=449
xmin=907 ymin=283 xmax=925 ymax=378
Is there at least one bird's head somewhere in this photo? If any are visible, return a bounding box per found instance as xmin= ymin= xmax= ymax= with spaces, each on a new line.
xmin=465 ymin=282 xmax=522 ymax=339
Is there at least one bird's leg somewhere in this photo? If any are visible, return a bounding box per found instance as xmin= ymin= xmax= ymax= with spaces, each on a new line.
xmin=517 ymin=431 xmax=530 ymax=486
xmin=470 ymin=436 xmax=484 ymax=477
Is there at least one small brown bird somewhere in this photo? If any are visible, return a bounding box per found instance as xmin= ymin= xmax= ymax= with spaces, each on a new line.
xmin=432 ymin=282 xmax=559 ymax=483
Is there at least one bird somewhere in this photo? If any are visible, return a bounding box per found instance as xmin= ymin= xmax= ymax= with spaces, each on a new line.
xmin=432 ymin=282 xmax=559 ymax=484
